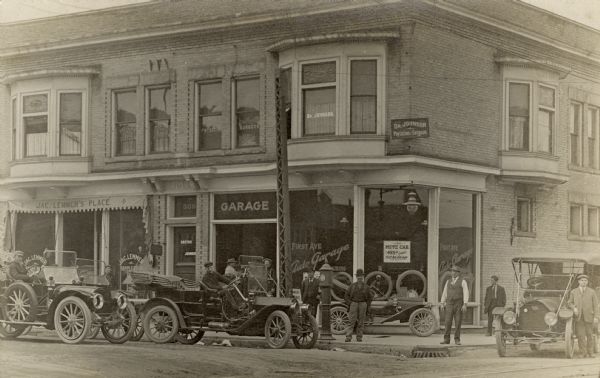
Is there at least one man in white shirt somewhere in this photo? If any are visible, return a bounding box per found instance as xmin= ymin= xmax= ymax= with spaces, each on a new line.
xmin=439 ymin=265 xmax=469 ymax=345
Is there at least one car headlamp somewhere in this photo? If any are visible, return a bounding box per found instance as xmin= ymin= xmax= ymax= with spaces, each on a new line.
xmin=503 ymin=310 xmax=516 ymax=325
xmin=116 ymin=294 xmax=127 ymax=310
xmin=92 ymin=293 xmax=104 ymax=310
xmin=544 ymin=311 xmax=558 ymax=326
xmin=300 ymin=304 xmax=310 ymax=312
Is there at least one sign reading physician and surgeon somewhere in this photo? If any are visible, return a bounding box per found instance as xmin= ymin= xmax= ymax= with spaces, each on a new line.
xmin=391 ymin=118 xmax=429 ymax=139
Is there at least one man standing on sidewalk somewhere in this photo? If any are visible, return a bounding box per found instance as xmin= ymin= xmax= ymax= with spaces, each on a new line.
xmin=483 ymin=275 xmax=506 ymax=336
xmin=567 ymin=274 xmax=598 ymax=358
xmin=301 ymin=268 xmax=320 ymax=317
xmin=439 ymin=265 xmax=469 ymax=345
xmin=344 ymin=269 xmax=373 ymax=343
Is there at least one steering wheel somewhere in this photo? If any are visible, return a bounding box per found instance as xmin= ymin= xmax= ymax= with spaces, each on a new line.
xmin=527 ymin=276 xmax=545 ymax=289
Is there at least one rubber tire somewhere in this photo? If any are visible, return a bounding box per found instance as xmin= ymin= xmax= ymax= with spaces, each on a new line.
xmin=53 ymin=296 xmax=92 ymax=344
xmin=264 ymin=310 xmax=292 ymax=349
xmin=176 ymin=329 xmax=205 ymax=345
xmin=330 ymin=306 xmax=350 ymax=335
xmin=0 ymin=321 xmax=26 ymax=338
xmin=565 ymin=318 xmax=575 ymax=359
xmin=331 ymin=272 xmax=353 ymax=302
xmin=88 ymin=325 xmax=100 ymax=339
xmin=5 ymin=282 xmax=39 ymax=322
xmin=494 ymin=317 xmax=506 ymax=357
xmin=365 ymin=271 xmax=393 ymax=301
xmin=396 ymin=270 xmax=427 ymax=298
xmin=292 ymin=314 xmax=319 ymax=349
xmin=101 ymin=303 xmax=136 ymax=344
xmin=408 ymin=308 xmax=437 ymax=337
xmin=144 ymin=304 xmax=179 ymax=344
xmin=130 ymin=314 xmax=145 ymax=341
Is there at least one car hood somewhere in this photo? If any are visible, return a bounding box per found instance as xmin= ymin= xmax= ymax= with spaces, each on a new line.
xmin=524 ymin=297 xmax=562 ymax=312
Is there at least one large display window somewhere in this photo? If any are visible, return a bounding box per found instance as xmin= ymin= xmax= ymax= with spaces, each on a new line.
xmin=214 ymin=223 xmax=277 ymax=275
xmin=364 ymin=187 xmax=428 ymax=300
xmin=15 ymin=213 xmax=55 ymax=256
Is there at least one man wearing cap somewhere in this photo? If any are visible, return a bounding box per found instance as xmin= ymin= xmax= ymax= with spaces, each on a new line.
xmin=301 ymin=268 xmax=320 ymax=317
xmin=440 ymin=265 xmax=469 ymax=345
xmin=202 ymin=262 xmax=229 ymax=291
xmin=483 ymin=275 xmax=506 ymax=336
xmin=224 ymin=258 xmax=238 ymax=279
xmin=8 ymin=251 xmax=33 ymax=283
xmin=568 ymin=274 xmax=598 ymax=358
xmin=344 ymin=269 xmax=373 ymax=342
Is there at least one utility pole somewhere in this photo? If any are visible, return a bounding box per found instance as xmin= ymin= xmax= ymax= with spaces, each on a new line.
xmin=275 ymin=76 xmax=292 ymax=297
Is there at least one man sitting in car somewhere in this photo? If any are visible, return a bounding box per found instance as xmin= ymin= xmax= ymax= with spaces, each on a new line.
xmin=202 ymin=261 xmax=230 ymax=291
xmin=9 ymin=251 xmax=33 ymax=283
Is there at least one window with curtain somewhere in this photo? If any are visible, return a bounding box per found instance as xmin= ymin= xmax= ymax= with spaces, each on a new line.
xmin=235 ymin=77 xmax=260 ymax=147
xmin=302 ymin=62 xmax=336 ymax=136
xmin=114 ymin=90 xmax=137 ymax=156
xmin=350 ymin=60 xmax=377 ymax=134
xmin=508 ymin=83 xmax=529 ymax=151
xmin=197 ymin=81 xmax=223 ymax=150
xmin=23 ymin=94 xmax=48 ymax=157
xmin=537 ymin=85 xmax=554 ymax=154
xmin=148 ymin=86 xmax=171 ymax=153
xmin=59 ymin=92 xmax=82 ymax=156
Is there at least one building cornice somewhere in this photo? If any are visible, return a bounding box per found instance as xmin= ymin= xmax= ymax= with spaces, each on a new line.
xmin=0 ymin=67 xmax=101 ymax=84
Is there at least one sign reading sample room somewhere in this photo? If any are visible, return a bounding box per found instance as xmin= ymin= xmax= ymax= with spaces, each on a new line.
xmin=214 ymin=192 xmax=277 ymax=220
xmin=391 ymin=118 xmax=429 ymax=139
xmin=383 ymin=240 xmax=411 ymax=263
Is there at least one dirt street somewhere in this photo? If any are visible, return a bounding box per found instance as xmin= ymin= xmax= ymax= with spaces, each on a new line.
xmin=0 ymin=335 xmax=599 ymax=378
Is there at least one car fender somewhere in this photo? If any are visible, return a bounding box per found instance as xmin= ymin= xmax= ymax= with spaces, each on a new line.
xmin=138 ymin=297 xmax=187 ymax=328
xmin=492 ymin=307 xmax=507 ymax=316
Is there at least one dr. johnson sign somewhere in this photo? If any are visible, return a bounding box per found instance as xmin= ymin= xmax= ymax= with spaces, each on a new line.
xmin=391 ymin=118 xmax=429 ymax=139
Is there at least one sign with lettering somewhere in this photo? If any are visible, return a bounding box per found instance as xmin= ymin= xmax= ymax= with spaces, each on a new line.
xmin=383 ymin=240 xmax=411 ymax=263
xmin=391 ymin=118 xmax=429 ymax=139
xmin=214 ymin=192 xmax=277 ymax=220
xmin=8 ymin=196 xmax=147 ymax=213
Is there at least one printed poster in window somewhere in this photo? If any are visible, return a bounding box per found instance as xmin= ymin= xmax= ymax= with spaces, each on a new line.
xmin=383 ymin=240 xmax=410 ymax=263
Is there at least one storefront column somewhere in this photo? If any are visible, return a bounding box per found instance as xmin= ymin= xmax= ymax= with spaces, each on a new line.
xmin=101 ymin=210 xmax=110 ymax=273
xmin=55 ymin=213 xmax=63 ymax=265
xmin=427 ymin=188 xmax=440 ymax=320
xmin=354 ymin=185 xmax=365 ymax=273
xmin=473 ymin=193 xmax=483 ymax=326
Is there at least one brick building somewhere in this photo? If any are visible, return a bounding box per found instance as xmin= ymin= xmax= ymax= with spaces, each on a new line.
xmin=0 ymin=0 xmax=598 ymax=326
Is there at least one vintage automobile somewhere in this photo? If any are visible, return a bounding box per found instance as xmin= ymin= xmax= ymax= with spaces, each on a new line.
xmin=0 ymin=250 xmax=137 ymax=344
xmin=493 ymin=252 xmax=600 ymax=358
xmin=132 ymin=267 xmax=319 ymax=349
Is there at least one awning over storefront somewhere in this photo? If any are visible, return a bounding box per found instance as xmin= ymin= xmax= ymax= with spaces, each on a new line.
xmin=8 ymin=195 xmax=147 ymax=213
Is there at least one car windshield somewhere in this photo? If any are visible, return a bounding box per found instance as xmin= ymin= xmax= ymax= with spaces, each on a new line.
xmin=43 ymin=250 xmax=77 ymax=267
xmin=76 ymin=258 xmax=110 ymax=286
xmin=515 ymin=260 xmax=581 ymax=293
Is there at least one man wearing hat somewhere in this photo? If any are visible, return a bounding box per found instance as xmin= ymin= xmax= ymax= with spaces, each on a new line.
xmin=344 ymin=268 xmax=373 ymax=342
xmin=301 ymin=268 xmax=320 ymax=317
xmin=202 ymin=261 xmax=229 ymax=291
xmin=8 ymin=251 xmax=33 ymax=283
xmin=439 ymin=265 xmax=469 ymax=345
xmin=568 ymin=274 xmax=598 ymax=358
xmin=224 ymin=258 xmax=238 ymax=279
xmin=483 ymin=275 xmax=506 ymax=336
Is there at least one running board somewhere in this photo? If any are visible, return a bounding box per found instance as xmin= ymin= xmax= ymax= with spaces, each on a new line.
xmin=0 ymin=320 xmax=47 ymax=327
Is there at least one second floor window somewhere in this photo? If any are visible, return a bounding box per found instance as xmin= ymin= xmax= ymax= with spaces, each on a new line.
xmin=147 ymin=86 xmax=171 ymax=153
xmin=302 ymin=61 xmax=337 ymax=136
xmin=114 ymin=90 xmax=137 ymax=156
xmin=23 ymin=93 xmax=49 ymax=157
xmin=570 ymin=102 xmax=583 ymax=166
xmin=537 ymin=85 xmax=554 ymax=154
xmin=587 ymin=106 xmax=599 ymax=169
xmin=197 ymin=81 xmax=223 ymax=151
xmin=570 ymin=204 xmax=583 ymax=236
xmin=350 ymin=60 xmax=377 ymax=134
xmin=588 ymin=206 xmax=599 ymax=237
xmin=234 ymin=77 xmax=260 ymax=147
xmin=59 ymin=93 xmax=82 ymax=156
xmin=508 ymin=83 xmax=529 ymax=151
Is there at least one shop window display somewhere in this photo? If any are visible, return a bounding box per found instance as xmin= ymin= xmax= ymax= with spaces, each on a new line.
xmin=364 ymin=188 xmax=428 ymax=300
xmin=109 ymin=209 xmax=145 ymax=289
xmin=290 ymin=188 xmax=354 ymax=289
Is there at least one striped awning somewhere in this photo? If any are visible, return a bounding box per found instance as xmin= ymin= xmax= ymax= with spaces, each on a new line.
xmin=8 ymin=195 xmax=146 ymax=213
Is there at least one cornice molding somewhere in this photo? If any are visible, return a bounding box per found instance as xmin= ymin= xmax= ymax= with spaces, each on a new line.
xmin=1 ymin=67 xmax=101 ymax=85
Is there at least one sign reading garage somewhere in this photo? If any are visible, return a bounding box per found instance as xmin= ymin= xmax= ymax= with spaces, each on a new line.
xmin=214 ymin=192 xmax=277 ymax=220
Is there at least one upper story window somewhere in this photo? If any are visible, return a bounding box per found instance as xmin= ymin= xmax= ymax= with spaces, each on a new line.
xmin=516 ymin=197 xmax=533 ymax=233
xmin=588 ymin=206 xmax=599 ymax=237
xmin=570 ymin=102 xmax=583 ymax=166
xmin=10 ymin=75 xmax=89 ymax=160
xmin=278 ymin=41 xmax=385 ymax=139
xmin=537 ymin=85 xmax=555 ymax=154
xmin=196 ymin=81 xmax=223 ymax=151
xmin=114 ymin=90 xmax=137 ymax=156
xmin=587 ymin=106 xmax=599 ymax=169
xmin=146 ymin=86 xmax=171 ymax=154
xmin=570 ymin=203 xmax=583 ymax=236
xmin=234 ymin=77 xmax=260 ymax=148
xmin=508 ymin=83 xmax=529 ymax=151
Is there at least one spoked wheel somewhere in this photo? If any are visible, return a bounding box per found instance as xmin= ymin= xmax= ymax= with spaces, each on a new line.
xmin=330 ymin=306 xmax=350 ymax=335
xmin=264 ymin=310 xmax=292 ymax=349
xmin=5 ymin=282 xmax=38 ymax=323
xmin=292 ymin=314 xmax=318 ymax=349
xmin=331 ymin=272 xmax=352 ymax=302
xmin=88 ymin=325 xmax=101 ymax=339
xmin=53 ymin=296 xmax=92 ymax=344
xmin=0 ymin=321 xmax=26 ymax=338
xmin=408 ymin=308 xmax=437 ymax=337
xmin=176 ymin=329 xmax=205 ymax=345
xmin=143 ymin=305 xmax=179 ymax=344
xmin=565 ymin=318 xmax=575 ymax=359
xmin=494 ymin=318 xmax=507 ymax=357
xmin=101 ymin=303 xmax=136 ymax=344
xmin=130 ymin=314 xmax=145 ymax=342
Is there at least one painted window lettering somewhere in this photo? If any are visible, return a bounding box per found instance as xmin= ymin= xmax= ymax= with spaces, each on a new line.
xmin=220 ymin=201 xmax=270 ymax=212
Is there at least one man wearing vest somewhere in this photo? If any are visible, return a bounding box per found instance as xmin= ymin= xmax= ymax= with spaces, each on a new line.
xmin=483 ymin=275 xmax=506 ymax=336
xmin=440 ymin=265 xmax=469 ymax=345
xmin=567 ymin=274 xmax=598 ymax=358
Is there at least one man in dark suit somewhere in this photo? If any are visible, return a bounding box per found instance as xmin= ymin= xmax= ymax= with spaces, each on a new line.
xmin=484 ymin=275 xmax=506 ymax=336
xmin=301 ymin=268 xmax=320 ymax=317
xmin=568 ymin=274 xmax=599 ymax=358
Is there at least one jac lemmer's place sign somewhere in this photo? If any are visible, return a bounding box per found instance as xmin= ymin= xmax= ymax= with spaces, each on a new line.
xmin=214 ymin=192 xmax=277 ymax=220
xmin=391 ymin=118 xmax=429 ymax=139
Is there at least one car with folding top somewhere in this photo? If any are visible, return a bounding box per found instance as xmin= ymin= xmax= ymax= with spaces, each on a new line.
xmin=0 ymin=250 xmax=136 ymax=344
xmin=493 ymin=252 xmax=600 ymax=358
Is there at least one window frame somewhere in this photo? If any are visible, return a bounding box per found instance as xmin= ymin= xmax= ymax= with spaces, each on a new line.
xmin=21 ymin=91 xmax=50 ymax=158
xmin=506 ymin=81 xmax=531 ymax=152
xmin=11 ymin=97 xmax=17 ymax=161
xmin=300 ymin=59 xmax=339 ymax=137
xmin=112 ymin=89 xmax=138 ymax=157
xmin=570 ymin=102 xmax=583 ymax=166
xmin=516 ymin=197 xmax=535 ymax=236
xmin=569 ymin=203 xmax=584 ymax=236
xmin=57 ymin=91 xmax=84 ymax=156
xmin=232 ymin=76 xmax=261 ymax=149
xmin=587 ymin=206 xmax=599 ymax=238
xmin=537 ymin=84 xmax=555 ymax=154
xmin=586 ymin=106 xmax=599 ymax=169
xmin=145 ymin=84 xmax=172 ymax=154
xmin=195 ymin=79 xmax=224 ymax=151
xmin=349 ymin=58 xmax=378 ymax=135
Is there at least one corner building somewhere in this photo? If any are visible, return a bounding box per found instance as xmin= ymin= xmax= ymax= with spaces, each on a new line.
xmin=0 ymin=0 xmax=598 ymax=327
